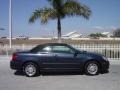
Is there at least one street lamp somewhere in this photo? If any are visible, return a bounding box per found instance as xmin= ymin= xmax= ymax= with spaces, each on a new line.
xmin=9 ymin=0 xmax=12 ymax=48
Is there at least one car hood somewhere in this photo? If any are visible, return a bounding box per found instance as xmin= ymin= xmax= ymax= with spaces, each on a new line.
xmin=79 ymin=50 xmax=103 ymax=57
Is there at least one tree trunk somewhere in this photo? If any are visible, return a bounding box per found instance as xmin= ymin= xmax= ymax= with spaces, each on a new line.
xmin=57 ymin=17 xmax=62 ymax=43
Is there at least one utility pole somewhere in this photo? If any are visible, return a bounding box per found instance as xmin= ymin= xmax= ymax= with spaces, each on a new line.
xmin=9 ymin=0 xmax=12 ymax=48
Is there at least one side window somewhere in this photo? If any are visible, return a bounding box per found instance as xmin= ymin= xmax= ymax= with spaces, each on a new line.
xmin=41 ymin=46 xmax=52 ymax=52
xmin=52 ymin=46 xmax=74 ymax=54
xmin=31 ymin=45 xmax=52 ymax=53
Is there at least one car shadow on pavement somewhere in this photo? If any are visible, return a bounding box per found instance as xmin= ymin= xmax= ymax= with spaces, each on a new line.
xmin=14 ymin=70 xmax=109 ymax=77
xmin=14 ymin=70 xmax=25 ymax=76
xmin=42 ymin=71 xmax=84 ymax=76
xmin=101 ymin=70 xmax=109 ymax=74
xmin=14 ymin=70 xmax=84 ymax=77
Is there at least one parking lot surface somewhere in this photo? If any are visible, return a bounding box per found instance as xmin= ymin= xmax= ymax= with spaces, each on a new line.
xmin=0 ymin=56 xmax=120 ymax=90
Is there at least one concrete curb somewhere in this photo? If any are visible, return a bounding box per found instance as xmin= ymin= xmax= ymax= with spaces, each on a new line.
xmin=109 ymin=60 xmax=120 ymax=65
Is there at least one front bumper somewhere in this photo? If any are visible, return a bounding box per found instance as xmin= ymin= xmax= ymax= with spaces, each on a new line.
xmin=101 ymin=60 xmax=110 ymax=71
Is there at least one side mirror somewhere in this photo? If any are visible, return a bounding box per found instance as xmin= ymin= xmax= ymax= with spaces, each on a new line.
xmin=74 ymin=51 xmax=79 ymax=57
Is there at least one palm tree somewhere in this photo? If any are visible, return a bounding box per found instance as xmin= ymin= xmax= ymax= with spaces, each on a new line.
xmin=29 ymin=0 xmax=91 ymax=43
xmin=113 ymin=28 xmax=120 ymax=37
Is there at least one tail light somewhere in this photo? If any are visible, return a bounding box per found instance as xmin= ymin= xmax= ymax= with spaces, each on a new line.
xmin=12 ymin=53 xmax=17 ymax=61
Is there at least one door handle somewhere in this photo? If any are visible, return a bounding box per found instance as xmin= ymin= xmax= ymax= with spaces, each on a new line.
xmin=54 ymin=54 xmax=57 ymax=57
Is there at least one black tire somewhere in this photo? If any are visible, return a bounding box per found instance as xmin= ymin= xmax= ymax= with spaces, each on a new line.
xmin=23 ymin=62 xmax=39 ymax=77
xmin=85 ymin=61 xmax=99 ymax=76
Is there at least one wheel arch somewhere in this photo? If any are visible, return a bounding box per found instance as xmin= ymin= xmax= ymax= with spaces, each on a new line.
xmin=83 ymin=59 xmax=102 ymax=71
xmin=22 ymin=61 xmax=40 ymax=69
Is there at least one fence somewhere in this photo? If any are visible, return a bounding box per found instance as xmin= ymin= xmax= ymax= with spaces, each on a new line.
xmin=71 ymin=43 xmax=120 ymax=60
xmin=0 ymin=44 xmax=120 ymax=60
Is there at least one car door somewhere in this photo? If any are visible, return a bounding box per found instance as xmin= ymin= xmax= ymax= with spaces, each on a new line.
xmin=52 ymin=45 xmax=81 ymax=71
xmin=36 ymin=45 xmax=57 ymax=70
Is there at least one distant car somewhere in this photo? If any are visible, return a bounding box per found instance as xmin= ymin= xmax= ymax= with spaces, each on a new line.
xmin=10 ymin=43 xmax=109 ymax=77
xmin=16 ymin=36 xmax=29 ymax=40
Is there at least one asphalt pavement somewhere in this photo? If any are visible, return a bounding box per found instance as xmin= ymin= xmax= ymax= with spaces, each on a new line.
xmin=0 ymin=56 xmax=120 ymax=90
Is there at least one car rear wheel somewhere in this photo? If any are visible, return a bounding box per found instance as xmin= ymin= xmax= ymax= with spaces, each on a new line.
xmin=23 ymin=62 xmax=39 ymax=77
xmin=85 ymin=61 xmax=99 ymax=75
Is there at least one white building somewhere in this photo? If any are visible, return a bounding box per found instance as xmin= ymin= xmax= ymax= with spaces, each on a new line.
xmin=62 ymin=31 xmax=82 ymax=38
xmin=102 ymin=32 xmax=113 ymax=37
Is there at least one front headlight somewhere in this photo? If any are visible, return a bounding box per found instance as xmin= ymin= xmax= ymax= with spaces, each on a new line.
xmin=102 ymin=56 xmax=108 ymax=61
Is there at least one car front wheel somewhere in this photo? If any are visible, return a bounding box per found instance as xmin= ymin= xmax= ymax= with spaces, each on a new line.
xmin=23 ymin=62 xmax=39 ymax=77
xmin=85 ymin=61 xmax=99 ymax=75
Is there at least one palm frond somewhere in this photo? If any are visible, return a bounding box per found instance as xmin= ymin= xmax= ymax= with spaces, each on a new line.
xmin=29 ymin=8 xmax=57 ymax=24
xmin=63 ymin=0 xmax=91 ymax=19
xmin=48 ymin=0 xmax=65 ymax=17
xmin=29 ymin=9 xmax=42 ymax=23
xmin=47 ymin=0 xmax=64 ymax=8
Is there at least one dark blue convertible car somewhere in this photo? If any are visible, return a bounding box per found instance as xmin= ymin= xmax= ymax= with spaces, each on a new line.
xmin=10 ymin=43 xmax=109 ymax=77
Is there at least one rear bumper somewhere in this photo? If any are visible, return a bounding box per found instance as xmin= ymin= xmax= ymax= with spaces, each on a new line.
xmin=10 ymin=61 xmax=22 ymax=70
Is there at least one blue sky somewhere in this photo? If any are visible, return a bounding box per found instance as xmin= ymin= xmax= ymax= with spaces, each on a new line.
xmin=0 ymin=0 xmax=120 ymax=37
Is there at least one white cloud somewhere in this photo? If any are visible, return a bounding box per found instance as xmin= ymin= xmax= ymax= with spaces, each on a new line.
xmin=94 ymin=26 xmax=105 ymax=30
xmin=93 ymin=26 xmax=119 ymax=30
xmin=108 ymin=26 xmax=117 ymax=30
